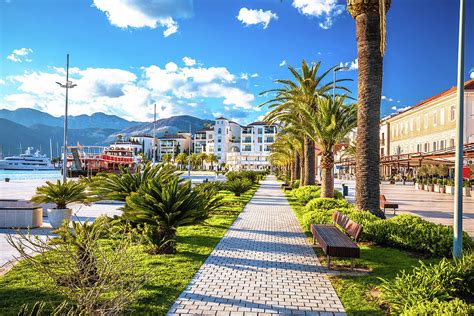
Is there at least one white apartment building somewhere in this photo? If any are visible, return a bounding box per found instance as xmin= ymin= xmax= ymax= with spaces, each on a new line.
xmin=226 ymin=121 xmax=277 ymax=170
xmin=157 ymin=132 xmax=191 ymax=161
xmin=193 ymin=127 xmax=214 ymax=155
xmin=213 ymin=117 xmax=242 ymax=164
xmin=129 ymin=135 xmax=154 ymax=158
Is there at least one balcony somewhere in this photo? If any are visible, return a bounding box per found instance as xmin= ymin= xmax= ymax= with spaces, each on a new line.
xmin=242 ymin=138 xmax=252 ymax=143
xmin=264 ymin=128 xmax=276 ymax=134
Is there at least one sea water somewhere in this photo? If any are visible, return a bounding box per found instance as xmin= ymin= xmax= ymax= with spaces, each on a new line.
xmin=0 ymin=170 xmax=62 ymax=181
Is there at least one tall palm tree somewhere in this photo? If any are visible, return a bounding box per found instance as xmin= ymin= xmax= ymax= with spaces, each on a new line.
xmin=261 ymin=60 xmax=350 ymax=185
xmin=198 ymin=152 xmax=207 ymax=170
xmin=175 ymin=152 xmax=188 ymax=170
xmin=161 ymin=153 xmax=172 ymax=164
xmin=206 ymin=153 xmax=217 ymax=171
xmin=189 ymin=153 xmax=199 ymax=170
xmin=306 ymin=96 xmax=357 ymax=198
xmin=347 ymin=0 xmax=390 ymax=214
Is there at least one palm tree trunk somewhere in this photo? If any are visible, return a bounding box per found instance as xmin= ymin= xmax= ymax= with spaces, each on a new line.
xmin=353 ymin=7 xmax=383 ymax=216
xmin=300 ymin=152 xmax=305 ymax=185
xmin=304 ymin=136 xmax=316 ymax=185
xmin=295 ymin=153 xmax=301 ymax=180
xmin=320 ymin=151 xmax=334 ymax=198
xmin=314 ymin=148 xmax=319 ymax=184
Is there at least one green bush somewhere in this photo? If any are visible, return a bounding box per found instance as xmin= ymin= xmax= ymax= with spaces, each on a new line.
xmin=305 ymin=198 xmax=351 ymax=213
xmin=226 ymin=170 xmax=261 ymax=184
xmin=380 ymin=253 xmax=474 ymax=313
xmin=291 ymin=185 xmax=321 ymax=204
xmin=333 ymin=190 xmax=343 ymax=199
xmin=291 ymin=180 xmax=300 ymax=189
xmin=370 ymin=214 xmax=473 ymax=257
xmin=226 ymin=178 xmax=254 ymax=196
xmin=400 ymin=298 xmax=471 ymax=316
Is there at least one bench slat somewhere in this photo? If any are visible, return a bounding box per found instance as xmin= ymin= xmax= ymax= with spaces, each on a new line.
xmin=311 ymin=224 xmax=360 ymax=258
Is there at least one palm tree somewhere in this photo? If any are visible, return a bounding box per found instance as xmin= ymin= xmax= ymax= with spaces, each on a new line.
xmin=161 ymin=153 xmax=172 ymax=164
xmin=347 ymin=0 xmax=391 ymax=214
xmin=175 ymin=152 xmax=188 ymax=170
xmin=261 ymin=60 xmax=350 ymax=185
xmin=306 ymin=96 xmax=357 ymax=198
xmin=198 ymin=152 xmax=207 ymax=170
xmin=189 ymin=153 xmax=199 ymax=170
xmin=206 ymin=153 xmax=217 ymax=171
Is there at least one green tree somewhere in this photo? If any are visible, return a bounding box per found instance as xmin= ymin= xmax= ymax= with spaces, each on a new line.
xmin=31 ymin=180 xmax=88 ymax=209
xmin=198 ymin=152 xmax=207 ymax=170
xmin=307 ymin=96 xmax=357 ymax=198
xmin=175 ymin=152 xmax=188 ymax=170
xmin=161 ymin=153 xmax=172 ymax=163
xmin=206 ymin=153 xmax=218 ymax=171
xmin=347 ymin=0 xmax=391 ymax=213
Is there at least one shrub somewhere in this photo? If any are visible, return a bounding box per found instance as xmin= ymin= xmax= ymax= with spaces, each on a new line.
xmin=371 ymin=214 xmax=473 ymax=257
xmin=291 ymin=180 xmax=300 ymax=189
xmin=305 ymin=198 xmax=351 ymax=213
xmin=400 ymin=298 xmax=471 ymax=316
xmin=379 ymin=253 xmax=474 ymax=313
xmin=333 ymin=190 xmax=343 ymax=199
xmin=226 ymin=170 xmax=261 ymax=184
xmin=124 ymin=178 xmax=208 ymax=254
xmin=291 ymin=185 xmax=321 ymax=204
xmin=8 ymin=219 xmax=146 ymax=314
xmin=226 ymin=178 xmax=253 ymax=197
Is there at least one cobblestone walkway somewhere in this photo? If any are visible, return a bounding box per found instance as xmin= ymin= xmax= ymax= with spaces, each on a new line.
xmin=168 ymin=176 xmax=345 ymax=316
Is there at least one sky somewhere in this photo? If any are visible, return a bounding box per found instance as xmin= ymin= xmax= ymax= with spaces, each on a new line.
xmin=0 ymin=0 xmax=473 ymax=125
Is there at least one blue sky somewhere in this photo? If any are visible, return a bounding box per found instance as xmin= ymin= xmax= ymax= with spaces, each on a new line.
xmin=0 ymin=0 xmax=473 ymax=124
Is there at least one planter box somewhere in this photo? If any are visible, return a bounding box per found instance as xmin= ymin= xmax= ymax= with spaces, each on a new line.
xmin=463 ymin=187 xmax=471 ymax=197
xmin=0 ymin=207 xmax=43 ymax=228
xmin=440 ymin=186 xmax=446 ymax=194
xmin=427 ymin=184 xmax=434 ymax=192
xmin=47 ymin=208 xmax=73 ymax=229
xmin=445 ymin=186 xmax=455 ymax=195
xmin=434 ymin=184 xmax=441 ymax=193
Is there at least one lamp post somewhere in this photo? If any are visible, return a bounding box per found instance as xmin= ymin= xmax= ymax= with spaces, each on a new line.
xmin=453 ymin=0 xmax=465 ymax=259
xmin=56 ymin=54 xmax=77 ymax=183
xmin=152 ymin=103 xmax=156 ymax=163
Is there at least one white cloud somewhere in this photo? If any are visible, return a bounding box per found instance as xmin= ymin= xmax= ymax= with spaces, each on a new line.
xmin=292 ymin=0 xmax=344 ymax=29
xmin=237 ymin=8 xmax=278 ymax=29
xmin=391 ymin=106 xmax=397 ymax=110
xmin=240 ymin=73 xmax=249 ymax=80
xmin=0 ymin=79 xmax=5 ymax=85
xmin=470 ymin=70 xmax=474 ymax=79
xmin=2 ymin=59 xmax=257 ymax=121
xmin=92 ymin=0 xmax=193 ymax=37
xmin=381 ymin=95 xmax=394 ymax=102
xmin=251 ymin=73 xmax=258 ymax=78
xmin=6 ymin=48 xmax=33 ymax=63
xmin=279 ymin=60 xmax=286 ymax=67
xmin=182 ymin=56 xmax=196 ymax=66
xmin=339 ymin=58 xmax=358 ymax=71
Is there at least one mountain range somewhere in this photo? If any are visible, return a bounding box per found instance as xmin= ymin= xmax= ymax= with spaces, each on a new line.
xmin=0 ymin=108 xmax=214 ymax=157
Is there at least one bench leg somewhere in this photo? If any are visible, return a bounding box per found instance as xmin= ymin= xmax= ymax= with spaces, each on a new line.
xmin=327 ymin=255 xmax=330 ymax=270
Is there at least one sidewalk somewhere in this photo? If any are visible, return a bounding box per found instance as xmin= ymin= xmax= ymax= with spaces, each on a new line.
xmin=168 ymin=176 xmax=345 ymax=316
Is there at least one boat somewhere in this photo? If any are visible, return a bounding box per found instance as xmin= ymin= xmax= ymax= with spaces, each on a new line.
xmin=0 ymin=147 xmax=56 ymax=170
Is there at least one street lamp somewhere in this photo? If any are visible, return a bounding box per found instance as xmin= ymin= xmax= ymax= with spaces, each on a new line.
xmin=453 ymin=0 xmax=465 ymax=259
xmin=56 ymin=54 xmax=77 ymax=183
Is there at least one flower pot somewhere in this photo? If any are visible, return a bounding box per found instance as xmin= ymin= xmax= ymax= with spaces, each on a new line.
xmin=434 ymin=184 xmax=440 ymax=193
xmin=445 ymin=186 xmax=455 ymax=195
xmin=47 ymin=208 xmax=72 ymax=228
xmin=427 ymin=184 xmax=434 ymax=192
xmin=463 ymin=187 xmax=471 ymax=197
xmin=416 ymin=183 xmax=424 ymax=190
xmin=439 ymin=186 xmax=446 ymax=194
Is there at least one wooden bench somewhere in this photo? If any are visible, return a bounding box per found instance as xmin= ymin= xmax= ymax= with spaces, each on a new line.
xmin=310 ymin=211 xmax=362 ymax=269
xmin=380 ymin=194 xmax=398 ymax=215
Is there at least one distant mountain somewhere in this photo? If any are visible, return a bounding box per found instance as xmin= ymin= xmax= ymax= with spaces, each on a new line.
xmin=0 ymin=108 xmax=142 ymax=130
xmin=106 ymin=115 xmax=214 ymax=143
xmin=0 ymin=118 xmax=118 ymax=157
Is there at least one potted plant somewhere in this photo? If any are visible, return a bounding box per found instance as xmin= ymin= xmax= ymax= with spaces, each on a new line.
xmin=415 ymin=177 xmax=424 ymax=190
xmin=463 ymin=180 xmax=471 ymax=197
xmin=426 ymin=178 xmax=434 ymax=192
xmin=445 ymin=179 xmax=455 ymax=195
xmin=433 ymin=177 xmax=441 ymax=193
xmin=30 ymin=180 xmax=88 ymax=228
xmin=438 ymin=178 xmax=446 ymax=194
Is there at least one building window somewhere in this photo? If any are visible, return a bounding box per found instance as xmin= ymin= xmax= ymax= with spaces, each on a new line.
xmin=450 ymin=106 xmax=455 ymax=121
xmin=433 ymin=111 xmax=437 ymax=126
xmin=450 ymin=138 xmax=455 ymax=147
xmin=417 ymin=144 xmax=421 ymax=152
xmin=432 ymin=141 xmax=437 ymax=151
xmin=424 ymin=114 xmax=428 ymax=128
xmin=417 ymin=116 xmax=421 ymax=131
xmin=424 ymin=143 xmax=429 ymax=152
xmin=381 ymin=148 xmax=384 ymax=156
xmin=257 ymin=128 xmax=263 ymax=134
xmin=258 ymin=137 xmax=262 ymax=143
xmin=440 ymin=140 xmax=445 ymax=150
xmin=440 ymin=108 xmax=445 ymax=125
xmin=218 ymin=128 xmax=222 ymax=134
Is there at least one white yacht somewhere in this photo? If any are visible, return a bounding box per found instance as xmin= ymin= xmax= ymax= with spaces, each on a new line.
xmin=0 ymin=147 xmax=55 ymax=170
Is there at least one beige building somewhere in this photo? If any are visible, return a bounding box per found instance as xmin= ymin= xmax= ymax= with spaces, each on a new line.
xmin=386 ymin=79 xmax=474 ymax=156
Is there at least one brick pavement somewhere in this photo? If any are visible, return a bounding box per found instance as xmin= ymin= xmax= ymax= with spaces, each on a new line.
xmin=168 ymin=176 xmax=345 ymax=316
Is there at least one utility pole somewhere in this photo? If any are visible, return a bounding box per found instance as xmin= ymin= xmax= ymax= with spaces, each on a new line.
xmin=453 ymin=0 xmax=465 ymax=259
xmin=56 ymin=54 xmax=77 ymax=182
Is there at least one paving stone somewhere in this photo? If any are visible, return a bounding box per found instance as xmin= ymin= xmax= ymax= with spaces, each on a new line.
xmin=167 ymin=176 xmax=345 ymax=315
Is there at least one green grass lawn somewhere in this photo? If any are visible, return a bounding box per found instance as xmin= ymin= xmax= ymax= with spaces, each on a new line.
xmin=285 ymin=192 xmax=439 ymax=316
xmin=0 ymin=185 xmax=259 ymax=315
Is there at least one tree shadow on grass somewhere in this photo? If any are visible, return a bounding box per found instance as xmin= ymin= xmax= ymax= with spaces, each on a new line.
xmin=0 ymin=287 xmax=64 ymax=315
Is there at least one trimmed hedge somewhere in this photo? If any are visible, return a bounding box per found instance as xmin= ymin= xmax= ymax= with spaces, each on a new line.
xmin=380 ymin=253 xmax=474 ymax=314
xmin=302 ymin=204 xmax=473 ymax=257
xmin=226 ymin=170 xmax=264 ymax=184
xmin=304 ymin=198 xmax=351 ymax=212
xmin=291 ymin=186 xmax=344 ymax=205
